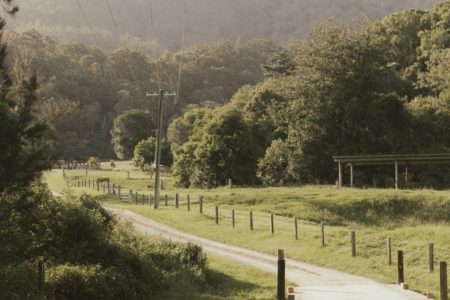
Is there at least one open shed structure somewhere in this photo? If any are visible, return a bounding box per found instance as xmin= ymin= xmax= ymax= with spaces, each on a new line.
xmin=332 ymin=154 xmax=450 ymax=189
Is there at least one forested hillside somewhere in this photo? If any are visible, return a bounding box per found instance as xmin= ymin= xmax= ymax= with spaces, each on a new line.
xmin=5 ymin=31 xmax=277 ymax=159
xmin=5 ymin=0 xmax=450 ymax=187
xmin=169 ymin=2 xmax=450 ymax=188
xmin=9 ymin=0 xmax=434 ymax=51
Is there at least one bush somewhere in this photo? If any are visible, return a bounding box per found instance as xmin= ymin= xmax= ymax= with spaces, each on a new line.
xmin=0 ymin=262 xmax=37 ymax=299
xmin=1 ymin=186 xmax=208 ymax=299
xmin=133 ymin=137 xmax=172 ymax=171
xmin=257 ymin=139 xmax=290 ymax=185
xmin=46 ymin=264 xmax=130 ymax=300
xmin=87 ymin=157 xmax=101 ymax=169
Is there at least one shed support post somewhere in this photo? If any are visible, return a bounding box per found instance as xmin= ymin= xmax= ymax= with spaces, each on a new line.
xmin=350 ymin=163 xmax=354 ymax=188
xmin=338 ymin=162 xmax=343 ymax=188
xmin=395 ymin=160 xmax=399 ymax=190
xmin=405 ymin=165 xmax=408 ymax=188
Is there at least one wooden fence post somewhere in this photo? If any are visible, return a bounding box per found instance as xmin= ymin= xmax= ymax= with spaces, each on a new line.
xmin=215 ymin=206 xmax=219 ymax=224
xmin=175 ymin=193 xmax=179 ymax=208
xmin=270 ymin=213 xmax=274 ymax=235
xmin=118 ymin=186 xmax=121 ymax=198
xmin=37 ymin=260 xmax=45 ymax=296
xmin=321 ymin=223 xmax=325 ymax=247
xmin=129 ymin=190 xmax=132 ymax=202
xmin=250 ymin=211 xmax=254 ymax=231
xmin=149 ymin=194 xmax=152 ymax=206
xmin=294 ymin=217 xmax=298 ymax=240
xmin=277 ymin=250 xmax=285 ymax=300
xmin=232 ymin=209 xmax=235 ymax=228
xmin=387 ymin=238 xmax=392 ymax=265
xmin=135 ymin=192 xmax=138 ymax=204
xmin=398 ymin=250 xmax=404 ymax=284
xmin=187 ymin=195 xmax=190 ymax=211
xmin=141 ymin=194 xmax=145 ymax=205
xmin=441 ymin=261 xmax=448 ymax=300
xmin=429 ymin=243 xmax=434 ymax=272
xmin=351 ymin=231 xmax=356 ymax=257
xmin=108 ymin=181 xmax=111 ymax=193
xmin=96 ymin=181 xmax=99 ymax=191
xmin=199 ymin=196 xmax=203 ymax=213
xmin=112 ymin=184 xmax=116 ymax=195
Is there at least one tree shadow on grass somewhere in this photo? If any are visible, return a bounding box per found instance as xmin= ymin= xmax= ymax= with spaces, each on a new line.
xmin=166 ymin=268 xmax=273 ymax=300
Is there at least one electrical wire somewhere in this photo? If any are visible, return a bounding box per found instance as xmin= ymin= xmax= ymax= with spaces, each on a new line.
xmin=104 ymin=0 xmax=117 ymax=27
xmin=148 ymin=0 xmax=160 ymax=90
xmin=74 ymin=0 xmax=98 ymax=45
xmin=103 ymin=0 xmax=140 ymax=88
xmin=175 ymin=0 xmax=188 ymax=104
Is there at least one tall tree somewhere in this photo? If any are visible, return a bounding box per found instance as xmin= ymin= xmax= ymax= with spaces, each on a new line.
xmin=0 ymin=2 xmax=57 ymax=190
xmin=110 ymin=109 xmax=155 ymax=159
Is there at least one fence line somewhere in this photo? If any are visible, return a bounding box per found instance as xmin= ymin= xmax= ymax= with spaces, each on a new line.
xmin=67 ymin=174 xmax=449 ymax=298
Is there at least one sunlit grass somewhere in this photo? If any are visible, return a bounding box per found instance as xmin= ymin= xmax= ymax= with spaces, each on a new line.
xmin=44 ymin=166 xmax=450 ymax=299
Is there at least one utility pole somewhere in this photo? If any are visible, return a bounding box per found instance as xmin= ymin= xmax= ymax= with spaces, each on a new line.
xmin=146 ymin=89 xmax=176 ymax=208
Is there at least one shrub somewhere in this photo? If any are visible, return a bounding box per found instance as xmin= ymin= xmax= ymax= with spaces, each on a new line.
xmin=1 ymin=186 xmax=208 ymax=298
xmin=46 ymin=264 xmax=131 ymax=300
xmin=257 ymin=139 xmax=290 ymax=185
xmin=133 ymin=137 xmax=172 ymax=171
xmin=87 ymin=157 xmax=101 ymax=169
xmin=0 ymin=262 xmax=37 ymax=299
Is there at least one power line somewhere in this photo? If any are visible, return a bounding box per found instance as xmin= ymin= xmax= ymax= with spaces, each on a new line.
xmin=147 ymin=0 xmax=155 ymax=34
xmin=147 ymin=0 xmax=160 ymax=90
xmin=103 ymin=0 xmax=141 ymax=89
xmin=74 ymin=0 xmax=123 ymax=82
xmin=176 ymin=0 xmax=188 ymax=104
xmin=104 ymin=0 xmax=117 ymax=27
xmin=74 ymin=0 xmax=98 ymax=45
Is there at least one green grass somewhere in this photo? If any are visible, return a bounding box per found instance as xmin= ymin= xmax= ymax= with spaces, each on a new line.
xmin=53 ymin=162 xmax=450 ymax=226
xmin=46 ymin=169 xmax=280 ymax=300
xmin=167 ymin=254 xmax=278 ymax=300
xmin=44 ymin=165 xmax=450 ymax=299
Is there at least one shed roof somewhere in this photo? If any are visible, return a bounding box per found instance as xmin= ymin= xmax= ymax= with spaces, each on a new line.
xmin=332 ymin=153 xmax=450 ymax=166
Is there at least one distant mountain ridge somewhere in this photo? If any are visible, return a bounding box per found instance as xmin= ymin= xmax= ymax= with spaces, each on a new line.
xmin=8 ymin=0 xmax=435 ymax=51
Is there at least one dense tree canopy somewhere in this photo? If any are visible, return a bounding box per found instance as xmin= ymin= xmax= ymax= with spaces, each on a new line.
xmin=133 ymin=137 xmax=172 ymax=171
xmin=4 ymin=32 xmax=276 ymax=160
xmin=170 ymin=1 xmax=450 ymax=188
xmin=111 ymin=109 xmax=155 ymax=160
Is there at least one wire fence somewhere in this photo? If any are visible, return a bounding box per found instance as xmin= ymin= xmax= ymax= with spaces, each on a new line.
xmin=68 ymin=175 xmax=450 ymax=299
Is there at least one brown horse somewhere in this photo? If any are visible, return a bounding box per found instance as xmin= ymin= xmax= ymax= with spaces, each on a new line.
xmin=97 ymin=177 xmax=110 ymax=184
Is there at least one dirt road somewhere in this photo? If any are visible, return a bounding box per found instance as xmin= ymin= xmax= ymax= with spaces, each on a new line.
xmin=110 ymin=208 xmax=427 ymax=300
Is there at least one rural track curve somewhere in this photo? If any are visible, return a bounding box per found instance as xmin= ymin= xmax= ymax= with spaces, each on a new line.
xmin=109 ymin=208 xmax=427 ymax=300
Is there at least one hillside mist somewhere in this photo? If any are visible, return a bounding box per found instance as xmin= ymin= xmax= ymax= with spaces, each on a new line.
xmin=9 ymin=0 xmax=435 ymax=51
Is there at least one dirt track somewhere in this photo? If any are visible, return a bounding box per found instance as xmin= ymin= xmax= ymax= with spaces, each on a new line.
xmin=110 ymin=208 xmax=427 ymax=300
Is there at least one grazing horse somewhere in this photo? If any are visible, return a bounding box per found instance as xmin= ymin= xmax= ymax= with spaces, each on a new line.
xmin=97 ymin=177 xmax=110 ymax=184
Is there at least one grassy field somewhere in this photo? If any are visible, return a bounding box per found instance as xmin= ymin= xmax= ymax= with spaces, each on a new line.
xmin=45 ymin=163 xmax=450 ymax=299
xmin=46 ymin=168 xmax=280 ymax=300
xmin=168 ymin=254 xmax=278 ymax=300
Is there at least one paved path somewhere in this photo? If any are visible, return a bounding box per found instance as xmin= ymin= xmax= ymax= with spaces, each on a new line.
xmin=109 ymin=208 xmax=427 ymax=300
